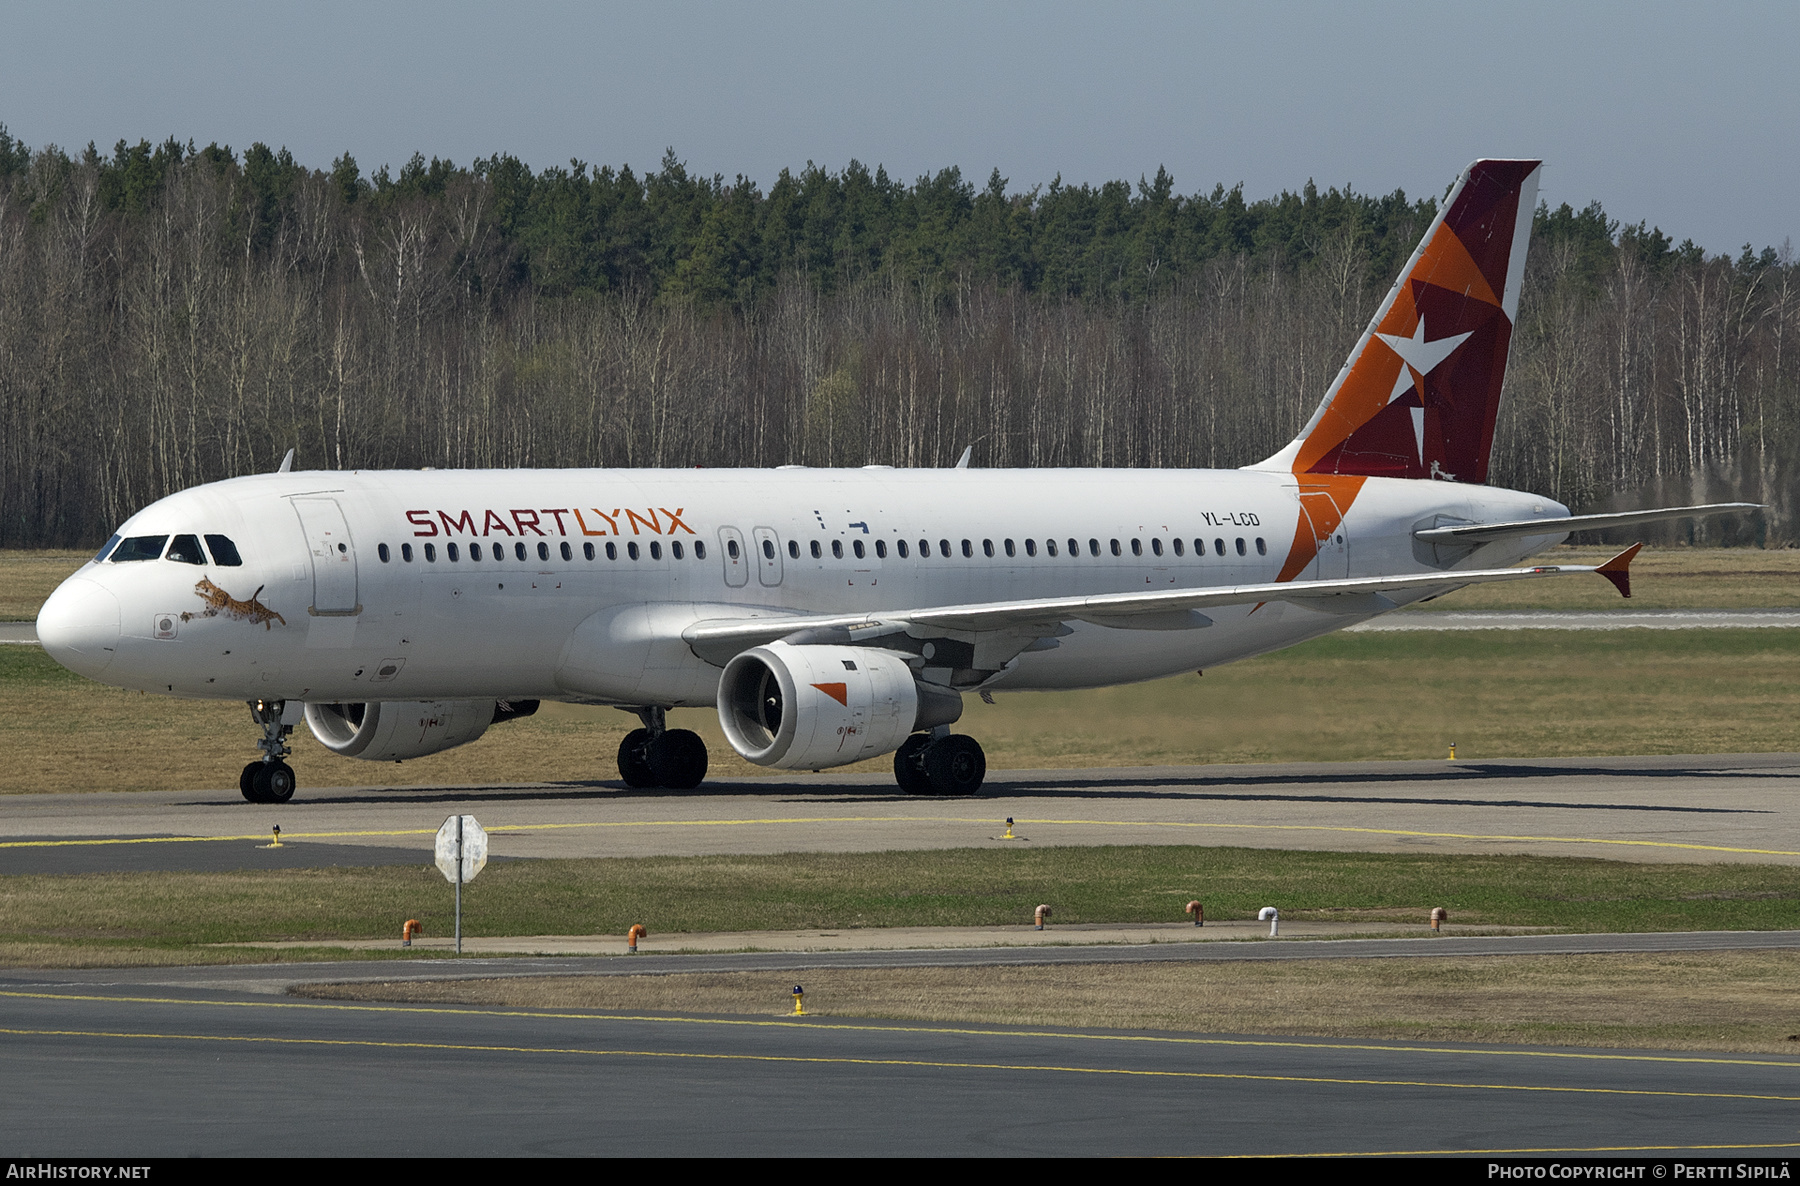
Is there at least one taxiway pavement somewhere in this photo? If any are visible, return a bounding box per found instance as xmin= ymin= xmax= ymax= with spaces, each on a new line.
xmin=4 ymin=975 xmax=1797 ymax=1156
xmin=6 ymin=753 xmax=1799 ymax=870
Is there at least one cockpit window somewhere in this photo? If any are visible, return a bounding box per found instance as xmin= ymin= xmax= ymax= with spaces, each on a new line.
xmin=204 ymin=535 xmax=244 ymax=566
xmin=93 ymin=535 xmax=121 ymax=563
xmin=111 ymin=535 xmax=168 ymax=562
xmin=167 ymin=535 xmax=207 ymax=565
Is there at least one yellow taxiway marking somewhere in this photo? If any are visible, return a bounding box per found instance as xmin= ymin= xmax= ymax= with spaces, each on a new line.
xmin=8 ymin=990 xmax=1800 ymax=1073
xmin=4 ymin=814 xmax=1798 ymax=858
xmin=5 ymin=1025 xmax=1797 ymax=1103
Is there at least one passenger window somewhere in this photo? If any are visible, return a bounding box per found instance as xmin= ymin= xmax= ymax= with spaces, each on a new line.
xmin=401 ymin=543 xmax=414 ymax=562
xmin=961 ymin=539 xmax=973 ymax=558
xmin=1046 ymin=539 xmax=1058 ymax=557
xmin=763 ymin=540 xmax=775 ymax=559
xmin=628 ymin=542 xmax=640 ymax=560
xmin=1151 ymin=539 xmax=1163 ymax=557
xmin=853 ymin=540 xmax=865 ymax=559
xmin=1256 ymin=537 xmax=1267 ymax=555
xmin=560 ymin=541 xmax=572 ymax=561
xmin=832 ymin=540 xmax=843 ymax=559
xmin=538 ymin=542 xmax=550 ymax=562
xmin=378 ymin=543 xmax=391 ymax=563
xmin=875 ymin=540 xmax=887 ymax=559
xmin=1024 ymin=539 xmax=1036 ymax=557
xmin=606 ymin=542 xmax=618 ymax=560
xmin=727 ymin=540 xmax=740 ymax=559
xmin=515 ymin=542 xmax=527 ymax=562
xmin=1172 ymin=538 xmax=1184 ymax=557
xmin=788 ymin=540 xmax=799 ymax=559
xmin=917 ymin=540 xmax=928 ymax=557
xmin=425 ymin=543 xmax=437 ymax=562
xmin=650 ymin=541 xmax=662 ymax=560
xmin=167 ymin=535 xmax=207 ymax=565
xmin=939 ymin=539 xmax=951 ymax=557
xmin=1236 ymin=538 xmax=1247 ymax=556
xmin=203 ymin=535 xmax=243 ymax=566
xmin=112 ymin=535 xmax=167 ymax=562
xmin=1214 ymin=538 xmax=1226 ymax=556
xmin=1129 ymin=539 xmax=1141 ymax=557
xmin=448 ymin=543 xmax=460 ymax=562
xmin=694 ymin=541 xmax=706 ymax=560
xmin=982 ymin=540 xmax=993 ymax=557
xmin=584 ymin=542 xmax=595 ymax=560
xmin=810 ymin=540 xmax=821 ymax=559
xmin=897 ymin=540 xmax=909 ymax=558
xmin=672 ymin=541 xmax=684 ymax=559
xmin=1110 ymin=539 xmax=1121 ymax=557
xmin=1088 ymin=538 xmax=1099 ymax=557
xmin=469 ymin=543 xmax=482 ymax=562
xmin=94 ymin=534 xmax=121 ymax=563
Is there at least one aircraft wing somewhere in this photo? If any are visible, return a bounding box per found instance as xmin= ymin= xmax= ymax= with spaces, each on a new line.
xmin=683 ymin=546 xmax=1643 ymax=660
xmin=1413 ymin=503 xmax=1758 ymax=544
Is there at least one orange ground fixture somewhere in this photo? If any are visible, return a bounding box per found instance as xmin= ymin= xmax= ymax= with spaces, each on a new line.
xmin=627 ymin=924 xmax=648 ymax=953
xmin=402 ymin=919 xmax=422 ymax=947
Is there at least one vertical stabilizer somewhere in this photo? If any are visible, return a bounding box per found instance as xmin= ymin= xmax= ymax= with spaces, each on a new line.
xmin=1256 ymin=159 xmax=1541 ymax=485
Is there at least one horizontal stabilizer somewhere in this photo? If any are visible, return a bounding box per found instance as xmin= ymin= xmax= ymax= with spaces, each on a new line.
xmin=1414 ymin=503 xmax=1761 ymax=544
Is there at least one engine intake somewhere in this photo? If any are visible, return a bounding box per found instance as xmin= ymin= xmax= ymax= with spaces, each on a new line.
xmin=304 ymin=699 xmax=502 ymax=761
xmin=717 ymin=641 xmax=961 ymax=770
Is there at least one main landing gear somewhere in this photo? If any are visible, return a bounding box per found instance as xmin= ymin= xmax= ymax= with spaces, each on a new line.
xmin=894 ymin=730 xmax=987 ymax=795
xmin=617 ymin=706 xmax=709 ymax=790
xmin=241 ymin=698 xmax=297 ymax=804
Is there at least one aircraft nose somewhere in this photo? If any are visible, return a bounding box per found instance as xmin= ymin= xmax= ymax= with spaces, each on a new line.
xmin=37 ymin=577 xmax=122 ymax=678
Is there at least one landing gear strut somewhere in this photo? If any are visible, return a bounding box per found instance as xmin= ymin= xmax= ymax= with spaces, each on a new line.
xmin=617 ymin=706 xmax=708 ymax=790
xmin=894 ymin=729 xmax=986 ymax=795
xmin=241 ymin=699 xmax=297 ymax=804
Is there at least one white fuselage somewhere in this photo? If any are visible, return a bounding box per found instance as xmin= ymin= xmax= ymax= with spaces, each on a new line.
xmin=38 ymin=467 xmax=1569 ymax=706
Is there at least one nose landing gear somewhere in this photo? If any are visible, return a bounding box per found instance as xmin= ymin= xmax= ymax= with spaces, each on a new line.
xmin=241 ymin=699 xmax=297 ymax=803
xmin=617 ymin=706 xmax=709 ymax=790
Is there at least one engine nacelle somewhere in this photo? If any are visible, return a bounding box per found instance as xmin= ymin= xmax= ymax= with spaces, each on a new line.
xmin=304 ymin=699 xmax=503 ymax=762
xmin=717 ymin=642 xmax=961 ymax=770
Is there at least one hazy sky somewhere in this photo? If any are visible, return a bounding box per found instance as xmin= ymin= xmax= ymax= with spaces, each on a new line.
xmin=3 ymin=2 xmax=1795 ymax=255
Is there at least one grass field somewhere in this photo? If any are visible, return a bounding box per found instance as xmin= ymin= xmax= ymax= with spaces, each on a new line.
xmin=0 ymin=550 xmax=91 ymax=621
xmin=4 ymin=844 xmax=1797 ymax=969
xmin=4 ymin=625 xmax=1797 ymax=793
xmin=296 ymin=952 xmax=1800 ymax=1054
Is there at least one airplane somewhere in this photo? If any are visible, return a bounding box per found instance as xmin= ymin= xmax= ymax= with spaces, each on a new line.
xmin=35 ymin=158 xmax=1755 ymax=803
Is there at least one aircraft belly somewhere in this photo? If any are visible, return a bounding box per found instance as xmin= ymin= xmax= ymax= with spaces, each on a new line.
xmin=555 ymin=601 xmax=732 ymax=707
xmin=996 ymin=602 xmax=1363 ymax=691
